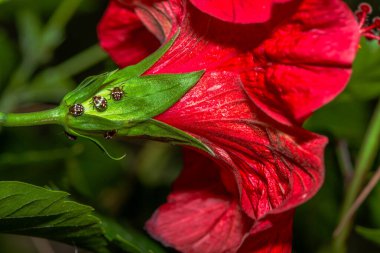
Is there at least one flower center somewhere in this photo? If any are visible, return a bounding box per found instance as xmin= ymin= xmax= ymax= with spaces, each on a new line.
xmin=356 ymin=3 xmax=380 ymax=43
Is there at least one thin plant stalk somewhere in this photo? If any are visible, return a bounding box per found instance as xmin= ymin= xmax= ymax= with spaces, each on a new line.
xmin=333 ymin=99 xmax=380 ymax=252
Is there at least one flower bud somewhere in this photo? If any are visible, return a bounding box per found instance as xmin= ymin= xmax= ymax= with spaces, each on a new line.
xmin=60 ymin=34 xmax=211 ymax=157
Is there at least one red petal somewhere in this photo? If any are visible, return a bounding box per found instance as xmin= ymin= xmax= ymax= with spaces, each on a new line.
xmin=134 ymin=0 xmax=183 ymax=42
xmin=189 ymin=0 xmax=293 ymax=24
xmin=243 ymin=0 xmax=360 ymax=124
xmin=97 ymin=1 xmax=161 ymax=67
xmin=146 ymin=149 xmax=252 ymax=253
xmin=238 ymin=211 xmax=294 ymax=253
xmin=146 ymin=0 xmax=358 ymax=125
xmin=147 ymin=149 xmax=295 ymax=252
xmin=147 ymin=1 xmax=297 ymax=74
xmin=100 ymin=0 xmax=359 ymax=124
xmin=155 ymin=71 xmax=327 ymax=219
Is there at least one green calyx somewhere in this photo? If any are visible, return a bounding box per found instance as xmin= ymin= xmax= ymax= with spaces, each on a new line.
xmin=1 ymin=33 xmax=212 ymax=158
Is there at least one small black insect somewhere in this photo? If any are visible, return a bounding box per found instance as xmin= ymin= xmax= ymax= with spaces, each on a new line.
xmin=64 ymin=131 xmax=77 ymax=141
xmin=110 ymin=86 xmax=124 ymax=101
xmin=69 ymin=103 xmax=84 ymax=117
xmin=92 ymin=96 xmax=108 ymax=112
xmin=104 ymin=129 xmax=117 ymax=140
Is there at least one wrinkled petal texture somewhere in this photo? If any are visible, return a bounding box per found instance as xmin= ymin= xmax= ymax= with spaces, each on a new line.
xmin=189 ymin=0 xmax=293 ymax=24
xmin=99 ymin=0 xmax=359 ymax=124
xmin=238 ymin=210 xmax=294 ymax=253
xmin=146 ymin=0 xmax=359 ymax=125
xmin=155 ymin=71 xmax=327 ymax=219
xmin=245 ymin=0 xmax=360 ymax=124
xmin=146 ymin=149 xmax=252 ymax=253
xmin=97 ymin=1 xmax=160 ymax=66
xmin=147 ymin=149 xmax=295 ymax=253
xmin=98 ymin=0 xmax=184 ymax=67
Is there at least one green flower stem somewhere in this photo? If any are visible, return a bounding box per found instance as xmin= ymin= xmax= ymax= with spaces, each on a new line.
xmin=334 ymin=99 xmax=380 ymax=252
xmin=334 ymin=167 xmax=380 ymax=239
xmin=0 ymin=107 xmax=63 ymax=127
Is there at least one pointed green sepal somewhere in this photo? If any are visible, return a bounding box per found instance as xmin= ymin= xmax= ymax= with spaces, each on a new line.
xmin=63 ymin=72 xmax=111 ymax=105
xmin=69 ymin=129 xmax=126 ymax=161
xmin=107 ymin=30 xmax=179 ymax=81
xmin=119 ymin=119 xmax=214 ymax=155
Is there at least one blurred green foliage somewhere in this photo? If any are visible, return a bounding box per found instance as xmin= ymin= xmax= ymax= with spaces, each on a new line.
xmin=0 ymin=0 xmax=379 ymax=253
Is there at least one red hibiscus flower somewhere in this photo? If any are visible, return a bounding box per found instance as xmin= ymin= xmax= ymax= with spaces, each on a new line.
xmin=98 ymin=0 xmax=359 ymax=252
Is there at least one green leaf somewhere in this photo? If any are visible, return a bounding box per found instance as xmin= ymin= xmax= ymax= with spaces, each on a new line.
xmin=101 ymin=217 xmax=166 ymax=253
xmin=0 ymin=181 xmax=109 ymax=253
xmin=0 ymin=181 xmax=165 ymax=253
xmin=356 ymin=226 xmax=380 ymax=246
